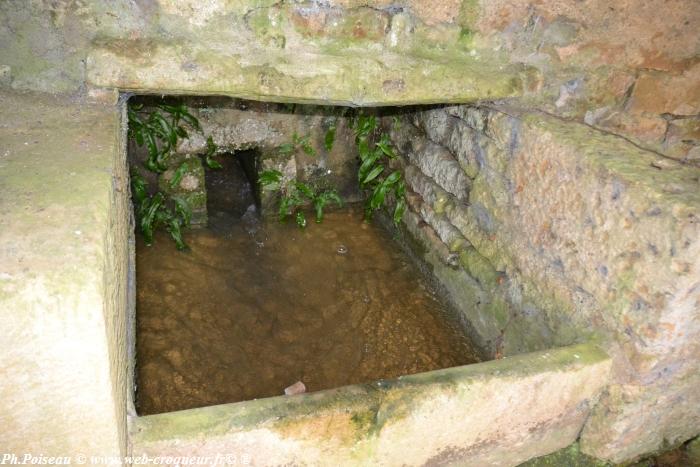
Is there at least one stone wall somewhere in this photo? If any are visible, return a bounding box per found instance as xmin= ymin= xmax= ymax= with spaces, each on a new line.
xmin=385 ymin=105 xmax=700 ymax=462
xmin=129 ymin=98 xmax=362 ymax=220
xmin=172 ymin=99 xmax=362 ymax=205
xmin=2 ymin=1 xmax=697 ymax=163
xmin=467 ymin=0 xmax=700 ymax=165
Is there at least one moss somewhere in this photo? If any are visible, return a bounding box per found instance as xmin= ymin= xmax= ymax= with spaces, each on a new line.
xmin=458 ymin=0 xmax=481 ymax=33
xmin=245 ymin=7 xmax=280 ymax=35
xmin=520 ymin=442 xmax=610 ymax=467
xmin=350 ymin=404 xmax=383 ymax=439
xmin=448 ymin=237 xmax=467 ymax=252
xmin=245 ymin=6 xmax=287 ymax=48
xmin=350 ymin=410 xmax=375 ymax=432
xmin=685 ymin=437 xmax=700 ymax=464
xmin=490 ymin=296 xmax=511 ymax=329
xmin=459 ymin=247 xmax=499 ymax=287
xmin=459 ymin=27 xmax=475 ymax=47
xmin=433 ymin=193 xmax=451 ymax=214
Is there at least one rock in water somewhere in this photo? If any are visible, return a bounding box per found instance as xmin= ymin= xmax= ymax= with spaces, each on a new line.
xmin=284 ymin=381 xmax=306 ymax=396
xmin=241 ymin=203 xmax=260 ymax=235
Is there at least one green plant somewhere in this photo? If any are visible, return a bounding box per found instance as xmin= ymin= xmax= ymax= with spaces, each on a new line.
xmin=260 ymin=169 xmax=343 ymax=228
xmin=352 ymin=114 xmax=407 ymax=224
xmin=278 ymin=132 xmax=316 ymax=157
xmin=312 ymin=189 xmax=343 ymax=223
xmin=204 ymin=136 xmax=222 ymax=169
xmin=129 ymin=102 xmax=210 ymax=172
xmin=131 ymin=171 xmax=191 ymax=250
xmin=128 ymin=100 xmax=220 ymax=249
xmin=295 ymin=133 xmax=315 ymax=156
xmin=324 ymin=121 xmax=337 ymax=152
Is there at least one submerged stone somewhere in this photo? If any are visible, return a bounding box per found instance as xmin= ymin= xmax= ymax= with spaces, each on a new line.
xmin=284 ymin=381 xmax=307 ymax=396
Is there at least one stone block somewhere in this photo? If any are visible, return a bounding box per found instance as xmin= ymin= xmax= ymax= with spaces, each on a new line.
xmin=391 ymin=121 xmax=470 ymax=199
xmin=582 ymin=373 xmax=700 ymax=462
xmin=418 ymin=201 xmax=469 ymax=253
xmin=445 ymin=118 xmax=481 ymax=178
xmin=175 ymin=104 xmax=289 ymax=154
xmin=87 ymin=34 xmax=525 ymax=106
xmin=404 ymin=164 xmax=455 ymax=214
xmin=402 ymin=208 xmax=455 ymax=266
xmin=585 ymin=67 xmax=636 ymax=110
xmin=0 ymin=91 xmax=128 ymax=458
xmin=459 ymin=246 xmax=499 ymax=286
xmin=407 ymin=138 xmax=471 ymax=200
xmin=413 ymin=107 xmax=456 ymax=148
xmin=444 ymin=105 xmax=488 ymax=133
xmin=491 ymin=110 xmax=700 ymax=462
xmin=628 ymin=64 xmax=700 ymax=116
xmin=390 ymin=117 xmax=425 ymax=154
xmin=447 ymin=105 xmax=514 ymax=152
xmin=400 ymin=203 xmax=510 ymax=351
xmin=663 ymin=117 xmax=700 ymax=163
xmin=291 ymin=6 xmax=391 ymax=42
xmin=586 ymin=107 xmax=668 ymax=146
xmin=444 ymin=201 xmax=507 ymax=273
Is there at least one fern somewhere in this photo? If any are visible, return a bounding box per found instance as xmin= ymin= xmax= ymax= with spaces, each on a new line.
xmin=352 ymin=114 xmax=406 ymax=224
xmin=128 ymin=99 xmax=219 ymax=249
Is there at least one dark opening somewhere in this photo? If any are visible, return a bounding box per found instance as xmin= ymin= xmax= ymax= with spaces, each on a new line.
xmin=205 ymin=149 xmax=260 ymax=232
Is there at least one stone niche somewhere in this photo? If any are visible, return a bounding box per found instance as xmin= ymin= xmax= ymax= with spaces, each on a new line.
xmin=128 ymin=97 xmax=363 ymax=225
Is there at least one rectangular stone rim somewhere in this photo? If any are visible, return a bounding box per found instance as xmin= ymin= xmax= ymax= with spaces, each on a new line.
xmin=132 ymin=341 xmax=610 ymax=445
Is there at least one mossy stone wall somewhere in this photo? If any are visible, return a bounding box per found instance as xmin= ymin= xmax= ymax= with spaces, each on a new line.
xmin=1 ymin=0 xmax=697 ymax=162
xmin=386 ymin=105 xmax=700 ymax=463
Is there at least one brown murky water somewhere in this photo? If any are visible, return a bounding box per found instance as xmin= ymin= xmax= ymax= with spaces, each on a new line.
xmin=135 ymin=155 xmax=480 ymax=415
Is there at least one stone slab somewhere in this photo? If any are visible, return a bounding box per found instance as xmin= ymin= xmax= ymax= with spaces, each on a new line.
xmin=87 ymin=38 xmax=525 ymax=106
xmin=132 ymin=342 xmax=611 ymax=466
xmin=0 ymin=91 xmax=130 ymax=458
